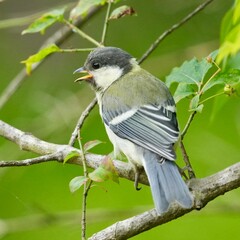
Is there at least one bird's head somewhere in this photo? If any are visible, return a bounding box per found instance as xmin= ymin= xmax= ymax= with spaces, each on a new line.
xmin=74 ymin=47 xmax=138 ymax=91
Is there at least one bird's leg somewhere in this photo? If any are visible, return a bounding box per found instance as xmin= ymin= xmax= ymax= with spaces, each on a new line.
xmin=134 ymin=170 xmax=142 ymax=191
xmin=177 ymin=165 xmax=189 ymax=180
xmin=131 ymin=163 xmax=144 ymax=191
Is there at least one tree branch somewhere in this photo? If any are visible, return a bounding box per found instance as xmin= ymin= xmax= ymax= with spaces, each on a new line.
xmin=68 ymin=97 xmax=97 ymax=146
xmin=0 ymin=153 xmax=61 ymax=167
xmin=89 ymin=162 xmax=240 ymax=239
xmin=138 ymin=0 xmax=214 ymax=64
xmin=0 ymin=119 xmax=239 ymax=239
xmin=0 ymin=119 xmax=147 ymax=184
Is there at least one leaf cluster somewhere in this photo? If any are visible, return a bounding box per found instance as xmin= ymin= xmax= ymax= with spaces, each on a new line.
xmin=21 ymin=0 xmax=137 ymax=74
xmin=166 ymin=50 xmax=240 ymax=114
xmin=65 ymin=140 xmax=119 ymax=194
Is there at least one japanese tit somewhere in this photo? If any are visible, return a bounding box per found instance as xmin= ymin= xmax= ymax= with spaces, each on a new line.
xmin=74 ymin=47 xmax=193 ymax=214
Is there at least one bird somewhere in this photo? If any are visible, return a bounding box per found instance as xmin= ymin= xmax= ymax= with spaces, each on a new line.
xmin=74 ymin=46 xmax=193 ymax=214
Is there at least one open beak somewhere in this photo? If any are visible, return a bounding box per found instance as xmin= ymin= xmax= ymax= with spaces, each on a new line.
xmin=73 ymin=67 xmax=93 ymax=82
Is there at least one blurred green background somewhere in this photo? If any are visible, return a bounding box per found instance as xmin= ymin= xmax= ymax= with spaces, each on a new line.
xmin=0 ymin=0 xmax=239 ymax=239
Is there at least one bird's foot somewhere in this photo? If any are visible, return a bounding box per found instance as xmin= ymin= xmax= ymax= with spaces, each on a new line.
xmin=134 ymin=170 xmax=142 ymax=191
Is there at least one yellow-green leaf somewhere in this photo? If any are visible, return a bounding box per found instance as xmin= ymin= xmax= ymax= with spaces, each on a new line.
xmin=69 ymin=176 xmax=89 ymax=193
xmin=63 ymin=150 xmax=80 ymax=164
xmin=83 ymin=140 xmax=104 ymax=153
xmin=69 ymin=0 xmax=107 ymax=21
xmin=89 ymin=156 xmax=119 ymax=183
xmin=22 ymin=8 xmax=65 ymax=35
xmin=21 ymin=44 xmax=60 ymax=74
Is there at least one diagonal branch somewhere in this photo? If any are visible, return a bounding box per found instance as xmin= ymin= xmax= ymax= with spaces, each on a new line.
xmin=138 ymin=0 xmax=214 ymax=64
xmin=89 ymin=162 xmax=240 ymax=240
xmin=68 ymin=97 xmax=97 ymax=146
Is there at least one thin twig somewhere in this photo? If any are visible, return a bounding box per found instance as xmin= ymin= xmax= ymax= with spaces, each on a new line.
xmin=179 ymin=140 xmax=196 ymax=179
xmin=101 ymin=0 xmax=112 ymax=45
xmin=181 ymin=111 xmax=196 ymax=139
xmin=59 ymin=48 xmax=95 ymax=53
xmin=69 ymin=97 xmax=97 ymax=146
xmin=199 ymin=91 xmax=225 ymax=105
xmin=138 ymin=0 xmax=214 ymax=64
xmin=0 ymin=152 xmax=62 ymax=167
xmin=0 ymin=6 xmax=101 ymax=110
xmin=82 ymin=180 xmax=93 ymax=240
xmin=77 ymin=129 xmax=92 ymax=240
xmin=201 ymin=60 xmax=221 ymax=94
xmin=63 ymin=19 xmax=102 ymax=47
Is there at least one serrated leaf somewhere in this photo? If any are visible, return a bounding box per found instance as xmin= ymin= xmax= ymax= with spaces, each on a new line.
xmin=21 ymin=44 xmax=60 ymax=74
xmin=204 ymin=68 xmax=240 ymax=93
xmin=83 ymin=140 xmax=104 ymax=153
xmin=109 ymin=5 xmax=136 ymax=20
xmin=89 ymin=156 xmax=119 ymax=183
xmin=165 ymin=57 xmax=212 ymax=88
xmin=70 ymin=0 xmax=107 ymax=21
xmin=69 ymin=176 xmax=89 ymax=193
xmin=173 ymin=83 xmax=195 ymax=103
xmin=207 ymin=49 xmax=219 ymax=62
xmin=22 ymin=8 xmax=65 ymax=35
xmin=63 ymin=150 xmax=80 ymax=164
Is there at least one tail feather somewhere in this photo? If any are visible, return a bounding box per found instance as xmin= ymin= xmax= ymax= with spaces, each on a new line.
xmin=142 ymin=151 xmax=193 ymax=214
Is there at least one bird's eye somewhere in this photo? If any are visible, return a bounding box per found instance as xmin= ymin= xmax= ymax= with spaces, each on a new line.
xmin=92 ymin=62 xmax=101 ymax=69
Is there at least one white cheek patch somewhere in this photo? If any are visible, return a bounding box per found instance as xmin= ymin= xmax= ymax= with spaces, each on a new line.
xmin=92 ymin=66 xmax=123 ymax=89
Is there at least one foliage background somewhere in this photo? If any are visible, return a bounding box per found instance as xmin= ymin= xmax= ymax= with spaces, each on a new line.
xmin=0 ymin=0 xmax=239 ymax=239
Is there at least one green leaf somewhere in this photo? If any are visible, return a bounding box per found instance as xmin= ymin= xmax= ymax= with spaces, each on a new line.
xmin=173 ymin=83 xmax=195 ymax=103
xmin=204 ymin=68 xmax=240 ymax=93
xmin=83 ymin=140 xmax=104 ymax=153
xmin=69 ymin=0 xmax=107 ymax=21
xmin=217 ymin=25 xmax=240 ymax=63
xmin=233 ymin=0 xmax=240 ymax=24
xmin=212 ymin=69 xmax=239 ymax=89
xmin=69 ymin=176 xmax=89 ymax=193
xmin=21 ymin=44 xmax=60 ymax=74
xmin=63 ymin=150 xmax=80 ymax=164
xmin=22 ymin=8 xmax=65 ymax=35
xmin=89 ymin=156 xmax=119 ymax=183
xmin=217 ymin=1 xmax=240 ymax=63
xmin=189 ymin=95 xmax=201 ymax=112
xmin=109 ymin=5 xmax=136 ymax=20
xmin=165 ymin=57 xmax=212 ymax=88
xmin=220 ymin=5 xmax=234 ymax=43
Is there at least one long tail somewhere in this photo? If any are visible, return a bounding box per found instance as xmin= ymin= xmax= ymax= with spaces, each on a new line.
xmin=142 ymin=150 xmax=193 ymax=215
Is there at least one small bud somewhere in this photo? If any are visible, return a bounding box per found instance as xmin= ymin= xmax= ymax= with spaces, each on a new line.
xmin=206 ymin=56 xmax=212 ymax=63
xmin=224 ymin=84 xmax=235 ymax=96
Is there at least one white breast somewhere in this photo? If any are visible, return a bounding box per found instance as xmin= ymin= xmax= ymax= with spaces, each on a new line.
xmin=105 ymin=124 xmax=144 ymax=167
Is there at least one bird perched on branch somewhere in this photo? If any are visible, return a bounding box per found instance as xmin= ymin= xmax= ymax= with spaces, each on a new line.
xmin=74 ymin=46 xmax=193 ymax=214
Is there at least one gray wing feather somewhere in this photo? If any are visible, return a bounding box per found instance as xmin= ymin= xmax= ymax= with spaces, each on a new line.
xmin=103 ymin=102 xmax=179 ymax=160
